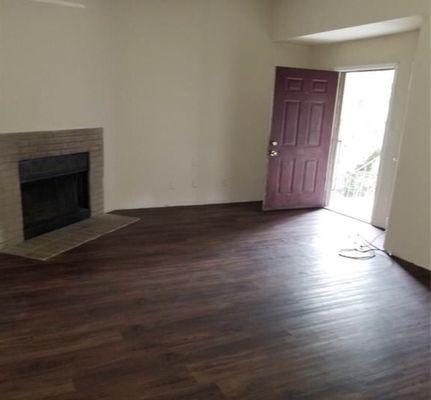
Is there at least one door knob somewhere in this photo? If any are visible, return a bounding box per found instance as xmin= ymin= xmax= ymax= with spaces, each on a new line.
xmin=270 ymin=140 xmax=279 ymax=146
xmin=269 ymin=150 xmax=279 ymax=157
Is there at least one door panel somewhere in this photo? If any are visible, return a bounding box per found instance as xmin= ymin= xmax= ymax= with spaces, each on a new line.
xmin=264 ymin=67 xmax=339 ymax=210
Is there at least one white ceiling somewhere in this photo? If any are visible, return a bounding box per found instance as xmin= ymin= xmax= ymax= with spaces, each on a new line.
xmin=289 ymin=16 xmax=423 ymax=45
xmin=29 ymin=0 xmax=85 ymax=8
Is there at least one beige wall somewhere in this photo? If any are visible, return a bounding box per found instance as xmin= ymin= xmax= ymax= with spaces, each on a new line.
xmin=311 ymin=32 xmax=419 ymax=228
xmin=111 ymin=0 xmax=311 ymax=209
xmin=385 ymin=18 xmax=430 ymax=269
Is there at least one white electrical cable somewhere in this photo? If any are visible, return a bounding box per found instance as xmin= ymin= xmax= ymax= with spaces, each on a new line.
xmin=338 ymin=232 xmax=388 ymax=260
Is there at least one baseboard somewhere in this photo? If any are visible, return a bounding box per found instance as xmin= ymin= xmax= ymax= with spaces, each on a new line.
xmin=110 ymin=200 xmax=263 ymax=214
xmin=391 ymin=255 xmax=431 ymax=278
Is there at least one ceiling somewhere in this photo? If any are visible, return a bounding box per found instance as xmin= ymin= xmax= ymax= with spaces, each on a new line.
xmin=289 ymin=16 xmax=423 ymax=45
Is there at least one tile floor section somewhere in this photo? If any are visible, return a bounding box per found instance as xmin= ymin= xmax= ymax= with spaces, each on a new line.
xmin=0 ymin=214 xmax=139 ymax=261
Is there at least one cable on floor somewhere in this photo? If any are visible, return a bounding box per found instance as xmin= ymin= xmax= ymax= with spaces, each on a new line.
xmin=338 ymin=232 xmax=390 ymax=260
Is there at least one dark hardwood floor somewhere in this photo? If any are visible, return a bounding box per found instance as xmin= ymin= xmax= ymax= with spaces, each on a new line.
xmin=0 ymin=202 xmax=430 ymax=400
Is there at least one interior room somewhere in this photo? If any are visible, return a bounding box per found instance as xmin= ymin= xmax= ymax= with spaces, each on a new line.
xmin=0 ymin=0 xmax=429 ymax=399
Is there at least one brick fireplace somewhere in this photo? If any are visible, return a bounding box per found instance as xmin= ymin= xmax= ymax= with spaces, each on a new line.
xmin=0 ymin=128 xmax=104 ymax=249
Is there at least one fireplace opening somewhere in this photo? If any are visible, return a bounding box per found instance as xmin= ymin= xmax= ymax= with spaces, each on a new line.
xmin=19 ymin=153 xmax=90 ymax=240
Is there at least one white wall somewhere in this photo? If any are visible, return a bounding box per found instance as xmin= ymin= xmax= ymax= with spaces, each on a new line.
xmin=0 ymin=0 xmax=311 ymax=211
xmin=111 ymin=0 xmax=311 ymax=209
xmin=385 ymin=18 xmax=430 ymax=269
xmin=1 ymin=0 xmax=428 ymax=269
xmin=274 ymin=0 xmax=430 ymax=268
xmin=0 ymin=0 xmax=118 ymax=209
xmin=311 ymin=32 xmax=419 ymax=228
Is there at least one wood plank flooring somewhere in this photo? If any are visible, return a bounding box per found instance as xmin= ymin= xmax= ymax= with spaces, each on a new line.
xmin=0 ymin=202 xmax=430 ymax=399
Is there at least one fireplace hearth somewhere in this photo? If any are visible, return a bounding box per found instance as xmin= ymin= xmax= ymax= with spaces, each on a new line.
xmin=20 ymin=153 xmax=91 ymax=239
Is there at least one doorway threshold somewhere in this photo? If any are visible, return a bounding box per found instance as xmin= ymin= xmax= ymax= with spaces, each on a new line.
xmin=325 ymin=206 xmax=385 ymax=230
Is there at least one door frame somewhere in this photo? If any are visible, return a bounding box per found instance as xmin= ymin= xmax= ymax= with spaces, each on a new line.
xmin=324 ymin=63 xmax=399 ymax=228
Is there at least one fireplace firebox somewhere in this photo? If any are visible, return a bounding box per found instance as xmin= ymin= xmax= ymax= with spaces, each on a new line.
xmin=19 ymin=153 xmax=90 ymax=240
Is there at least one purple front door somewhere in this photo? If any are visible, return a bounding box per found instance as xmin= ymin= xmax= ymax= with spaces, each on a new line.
xmin=264 ymin=67 xmax=339 ymax=210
